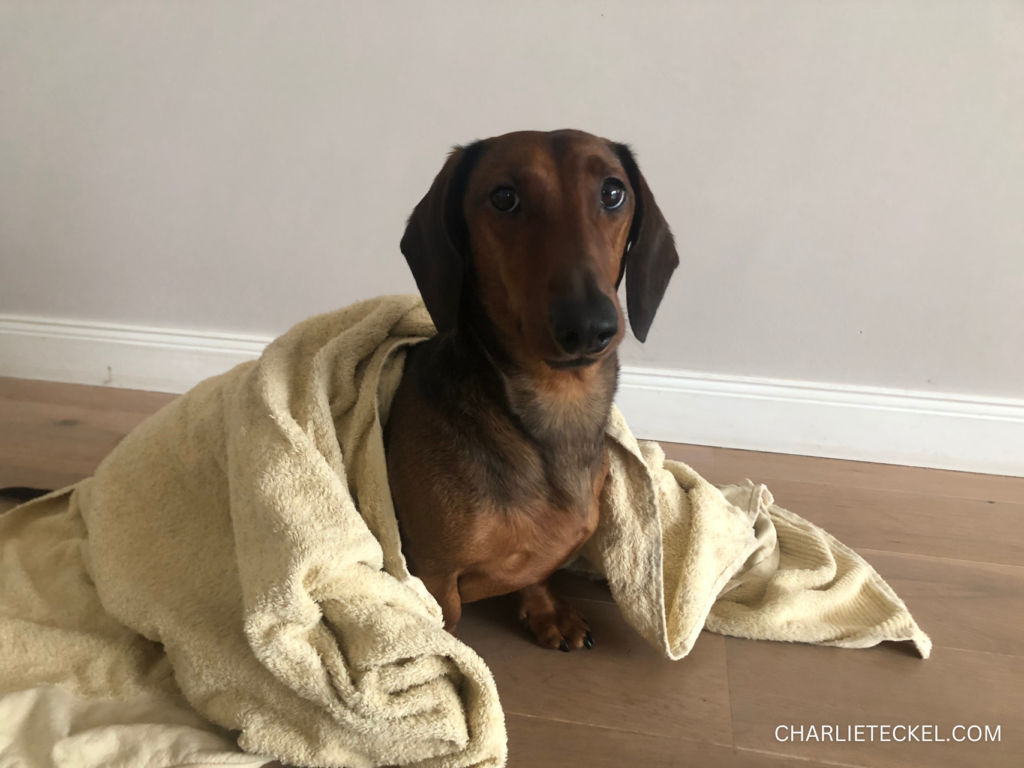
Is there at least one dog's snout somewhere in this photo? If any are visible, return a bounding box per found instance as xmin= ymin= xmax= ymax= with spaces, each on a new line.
xmin=550 ymin=293 xmax=619 ymax=356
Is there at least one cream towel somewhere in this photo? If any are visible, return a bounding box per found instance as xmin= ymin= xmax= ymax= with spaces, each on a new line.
xmin=0 ymin=295 xmax=929 ymax=768
xmin=587 ymin=433 xmax=931 ymax=659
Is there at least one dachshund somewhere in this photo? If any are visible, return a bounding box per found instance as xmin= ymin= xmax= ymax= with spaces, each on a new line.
xmin=385 ymin=129 xmax=678 ymax=651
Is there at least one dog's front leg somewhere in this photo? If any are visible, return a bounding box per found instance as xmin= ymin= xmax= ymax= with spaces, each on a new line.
xmin=419 ymin=573 xmax=462 ymax=636
xmin=518 ymin=580 xmax=594 ymax=652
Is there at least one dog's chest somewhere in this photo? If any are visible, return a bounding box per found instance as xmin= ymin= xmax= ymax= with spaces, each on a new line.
xmin=476 ymin=427 xmax=601 ymax=511
xmin=455 ymin=451 xmax=606 ymax=602
xmin=386 ymin=338 xmax=613 ymax=598
xmin=450 ymin=434 xmax=606 ymax=602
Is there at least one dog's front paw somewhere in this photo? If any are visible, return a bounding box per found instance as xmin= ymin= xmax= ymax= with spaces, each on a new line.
xmin=520 ymin=598 xmax=594 ymax=652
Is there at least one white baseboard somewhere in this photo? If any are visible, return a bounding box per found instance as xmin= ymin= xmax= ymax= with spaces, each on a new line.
xmin=616 ymin=368 xmax=1024 ymax=478
xmin=0 ymin=315 xmax=269 ymax=395
xmin=2 ymin=314 xmax=1022 ymax=477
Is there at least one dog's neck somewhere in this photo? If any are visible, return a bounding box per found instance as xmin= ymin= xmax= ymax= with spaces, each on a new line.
xmin=455 ymin=313 xmax=618 ymax=471
xmin=497 ymin=353 xmax=618 ymax=459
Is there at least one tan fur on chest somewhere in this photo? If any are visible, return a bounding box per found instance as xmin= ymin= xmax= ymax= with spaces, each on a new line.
xmin=454 ymin=456 xmax=606 ymax=603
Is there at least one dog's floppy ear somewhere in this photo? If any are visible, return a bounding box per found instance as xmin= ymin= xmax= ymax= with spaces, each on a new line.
xmin=400 ymin=141 xmax=487 ymax=334
xmin=612 ymin=143 xmax=680 ymax=343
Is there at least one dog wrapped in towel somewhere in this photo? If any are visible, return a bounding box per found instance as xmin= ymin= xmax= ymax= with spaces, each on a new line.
xmin=0 ymin=295 xmax=930 ymax=768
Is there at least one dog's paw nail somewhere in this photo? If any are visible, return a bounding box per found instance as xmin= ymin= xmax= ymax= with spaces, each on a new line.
xmin=583 ymin=631 xmax=594 ymax=649
xmin=558 ymin=640 xmax=570 ymax=652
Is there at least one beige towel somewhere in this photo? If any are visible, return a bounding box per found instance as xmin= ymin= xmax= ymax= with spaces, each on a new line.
xmin=0 ymin=295 xmax=929 ymax=768
xmin=588 ymin=432 xmax=931 ymax=659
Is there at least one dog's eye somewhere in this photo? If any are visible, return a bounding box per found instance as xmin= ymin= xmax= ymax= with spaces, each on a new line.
xmin=490 ymin=187 xmax=520 ymax=213
xmin=601 ymin=178 xmax=626 ymax=210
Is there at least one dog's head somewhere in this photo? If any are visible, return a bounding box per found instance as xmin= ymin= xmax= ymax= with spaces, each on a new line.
xmin=401 ymin=129 xmax=678 ymax=372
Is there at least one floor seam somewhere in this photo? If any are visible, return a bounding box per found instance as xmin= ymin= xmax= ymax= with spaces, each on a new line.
xmin=922 ymin=644 xmax=1024 ymax=660
xmin=503 ymin=710 xmax=733 ymax=747
xmin=855 ymin=547 xmax=1024 ymax=572
xmin=724 ymin=631 xmax=738 ymax=749
xmin=714 ymin=474 xmax=1024 ymax=506
xmin=735 ymin=745 xmax=866 ymax=768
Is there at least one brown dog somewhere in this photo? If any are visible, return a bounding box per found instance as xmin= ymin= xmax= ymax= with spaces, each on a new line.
xmin=385 ymin=129 xmax=678 ymax=651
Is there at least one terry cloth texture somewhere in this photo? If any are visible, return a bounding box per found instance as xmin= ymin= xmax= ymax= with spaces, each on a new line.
xmin=0 ymin=295 xmax=930 ymax=768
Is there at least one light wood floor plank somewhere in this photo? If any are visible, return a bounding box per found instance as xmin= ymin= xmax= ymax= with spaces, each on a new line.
xmin=0 ymin=378 xmax=176 ymax=489
xmin=858 ymin=549 xmax=1024 ymax=658
xmin=505 ymin=714 xmax=840 ymax=767
xmin=752 ymin=478 xmax=1023 ymax=566
xmin=726 ymin=639 xmax=1022 ymax=767
xmin=0 ymin=377 xmax=178 ymax=412
xmin=661 ymin=443 xmax=1024 ymax=504
xmin=459 ymin=595 xmax=734 ymax=747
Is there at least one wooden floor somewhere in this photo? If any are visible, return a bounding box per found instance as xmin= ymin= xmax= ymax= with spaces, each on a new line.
xmin=1 ymin=376 xmax=1022 ymax=767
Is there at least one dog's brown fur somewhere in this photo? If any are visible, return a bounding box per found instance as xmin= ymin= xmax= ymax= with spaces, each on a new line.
xmin=385 ymin=130 xmax=678 ymax=650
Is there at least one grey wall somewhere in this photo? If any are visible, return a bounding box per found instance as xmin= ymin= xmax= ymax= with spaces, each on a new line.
xmin=1 ymin=0 xmax=1021 ymax=397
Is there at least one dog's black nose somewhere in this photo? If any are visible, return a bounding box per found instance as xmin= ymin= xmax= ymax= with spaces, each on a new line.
xmin=550 ymin=293 xmax=619 ymax=355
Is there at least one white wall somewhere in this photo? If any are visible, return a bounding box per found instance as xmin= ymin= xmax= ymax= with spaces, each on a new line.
xmin=1 ymin=0 xmax=1022 ymax=400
